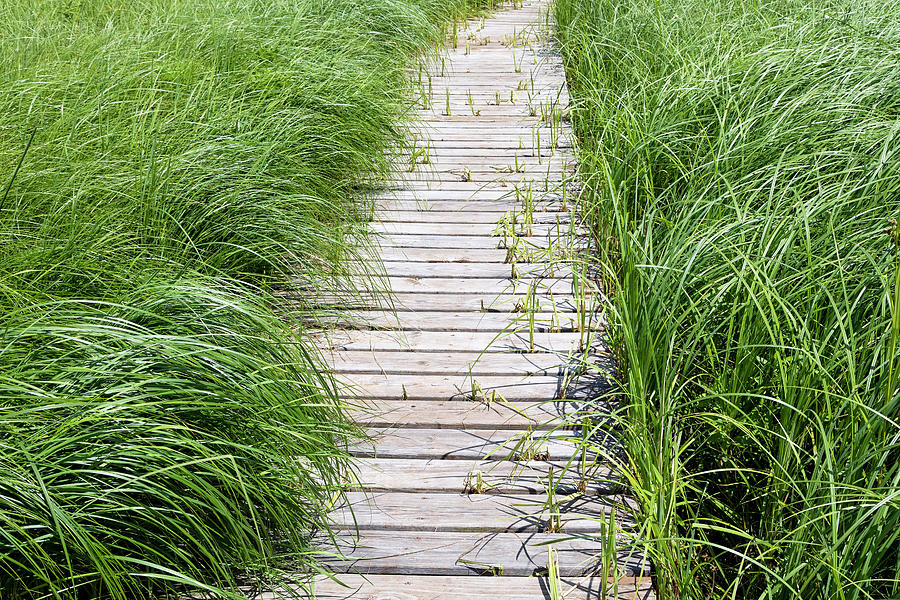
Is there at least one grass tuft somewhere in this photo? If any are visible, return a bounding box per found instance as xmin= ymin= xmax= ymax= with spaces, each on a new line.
xmin=0 ymin=0 xmax=496 ymax=596
xmin=555 ymin=0 xmax=900 ymax=597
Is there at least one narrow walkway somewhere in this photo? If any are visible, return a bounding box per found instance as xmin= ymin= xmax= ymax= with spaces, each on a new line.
xmin=315 ymin=2 xmax=653 ymax=598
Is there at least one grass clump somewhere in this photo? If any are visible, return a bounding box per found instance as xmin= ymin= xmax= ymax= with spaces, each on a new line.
xmin=0 ymin=0 xmax=492 ymax=596
xmin=554 ymin=0 xmax=900 ymax=597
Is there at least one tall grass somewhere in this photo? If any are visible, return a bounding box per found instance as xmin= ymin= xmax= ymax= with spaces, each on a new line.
xmin=0 ymin=0 xmax=491 ymax=596
xmin=554 ymin=0 xmax=900 ymax=597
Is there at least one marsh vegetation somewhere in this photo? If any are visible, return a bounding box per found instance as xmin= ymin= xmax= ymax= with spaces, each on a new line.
xmin=0 ymin=0 xmax=494 ymax=596
xmin=555 ymin=0 xmax=900 ymax=596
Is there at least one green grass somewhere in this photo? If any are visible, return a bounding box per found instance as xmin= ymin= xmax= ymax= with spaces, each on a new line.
xmin=554 ymin=0 xmax=900 ymax=597
xmin=0 ymin=0 xmax=495 ymax=596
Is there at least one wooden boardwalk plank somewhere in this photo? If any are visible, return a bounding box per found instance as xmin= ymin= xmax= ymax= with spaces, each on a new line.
xmin=326 ymin=330 xmax=591 ymax=354
xmin=375 ymin=210 xmax=572 ymax=224
xmin=373 ymin=223 xmax=579 ymax=237
xmin=338 ymin=373 xmax=611 ymax=402
xmin=330 ymin=492 xmax=636 ymax=533
xmin=375 ymin=247 xmax=510 ymax=262
xmin=376 ymin=234 xmax=583 ymax=250
xmin=348 ymin=399 xmax=587 ymax=429
xmin=352 ymin=427 xmax=594 ymax=461
xmin=288 ymin=292 xmax=581 ymax=312
xmin=328 ymin=350 xmax=606 ymax=376
xmin=373 ymin=261 xmax=574 ymax=279
xmin=316 ymin=311 xmax=595 ymax=332
xmin=351 ymin=458 xmax=619 ymax=495
xmin=357 ymin=276 xmax=578 ymax=295
xmin=295 ymin=574 xmax=655 ymax=600
xmin=318 ymin=530 xmax=648 ymax=577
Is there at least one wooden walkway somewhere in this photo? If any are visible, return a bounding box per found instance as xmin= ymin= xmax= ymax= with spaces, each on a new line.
xmin=308 ymin=2 xmax=653 ymax=598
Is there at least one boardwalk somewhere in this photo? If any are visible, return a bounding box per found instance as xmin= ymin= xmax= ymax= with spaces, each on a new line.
xmin=312 ymin=2 xmax=653 ymax=598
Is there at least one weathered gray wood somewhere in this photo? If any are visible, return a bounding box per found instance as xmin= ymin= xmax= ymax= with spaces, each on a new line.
xmin=380 ymin=180 xmax=553 ymax=191
xmin=361 ymin=276 xmax=577 ymax=294
xmin=375 ymin=201 xmax=525 ymax=211
xmin=285 ymin=574 xmax=656 ymax=600
xmin=286 ymin=292 xmax=580 ymax=312
xmin=399 ymin=145 xmax=569 ymax=156
xmin=373 ymin=261 xmax=573 ymax=279
xmin=318 ymin=530 xmax=649 ymax=576
xmin=352 ymin=427 xmax=592 ymax=461
xmin=390 ymin=293 xmax=580 ymax=312
xmin=348 ymin=399 xmax=587 ymax=430
xmin=330 ymin=492 xmax=636 ymax=533
xmin=375 ymin=210 xmax=572 ymax=224
xmin=391 ymin=173 xmax=572 ymax=185
xmin=374 ymin=197 xmax=566 ymax=207
xmin=338 ymin=373 xmax=609 ymax=402
xmin=376 ymin=247 xmax=509 ymax=262
xmin=403 ymin=136 xmax=571 ymax=146
xmin=327 ymin=330 xmax=591 ymax=354
xmin=377 ymin=233 xmax=582 ymax=249
xmin=327 ymin=350 xmax=603 ymax=376
xmin=373 ymin=222 xmax=580 ymax=237
xmin=351 ymin=458 xmax=619 ymax=495
xmin=317 ymin=310 xmax=594 ymax=332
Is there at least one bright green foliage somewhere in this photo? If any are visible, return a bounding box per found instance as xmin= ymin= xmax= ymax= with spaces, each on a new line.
xmin=0 ymin=0 xmax=489 ymax=597
xmin=555 ymin=0 xmax=900 ymax=597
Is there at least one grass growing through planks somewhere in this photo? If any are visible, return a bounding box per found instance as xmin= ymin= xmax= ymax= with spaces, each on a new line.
xmin=0 ymin=0 xmax=499 ymax=596
xmin=555 ymin=0 xmax=900 ymax=597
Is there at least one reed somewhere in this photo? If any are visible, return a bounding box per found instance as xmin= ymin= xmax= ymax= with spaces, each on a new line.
xmin=554 ymin=0 xmax=900 ymax=597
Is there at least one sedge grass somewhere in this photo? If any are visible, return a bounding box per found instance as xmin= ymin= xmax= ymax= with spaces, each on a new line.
xmin=554 ymin=0 xmax=900 ymax=597
xmin=0 ymin=0 xmax=497 ymax=596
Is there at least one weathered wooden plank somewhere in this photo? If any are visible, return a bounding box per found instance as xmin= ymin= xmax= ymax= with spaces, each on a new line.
xmin=285 ymin=291 xmax=580 ymax=311
xmin=375 ymin=210 xmax=572 ymax=224
xmin=348 ymin=399 xmax=588 ymax=430
xmin=372 ymin=189 xmax=519 ymax=200
xmin=379 ymin=181 xmax=556 ymax=191
xmin=388 ymin=176 xmax=569 ymax=187
xmin=373 ymin=261 xmax=574 ymax=279
xmin=352 ymin=427 xmax=591 ymax=461
xmin=374 ymin=202 xmax=565 ymax=214
xmin=329 ymin=492 xmax=636 ymax=533
xmin=389 ymin=166 xmax=571 ymax=175
xmin=364 ymin=276 xmax=577 ymax=294
xmin=376 ymin=247 xmax=509 ymax=262
xmin=326 ymin=330 xmax=590 ymax=354
xmin=338 ymin=373 xmax=611 ymax=402
xmin=377 ymin=233 xmax=583 ymax=249
xmin=318 ymin=530 xmax=648 ymax=576
xmin=374 ymin=196 xmax=566 ymax=207
xmin=316 ymin=310 xmax=594 ymax=332
xmin=373 ymin=222 xmax=578 ymax=237
xmin=403 ymin=136 xmax=570 ymax=146
xmin=420 ymin=86 xmax=567 ymax=95
xmin=351 ymin=458 xmax=619 ymax=495
xmin=282 ymin=574 xmax=656 ymax=600
xmin=391 ymin=293 xmax=580 ymax=312
xmin=391 ymin=173 xmax=572 ymax=185
xmin=407 ymin=108 xmax=566 ymax=118
xmin=327 ymin=350 xmax=604 ymax=376
xmin=375 ymin=201 xmax=523 ymax=211
xmin=402 ymin=136 xmax=558 ymax=147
